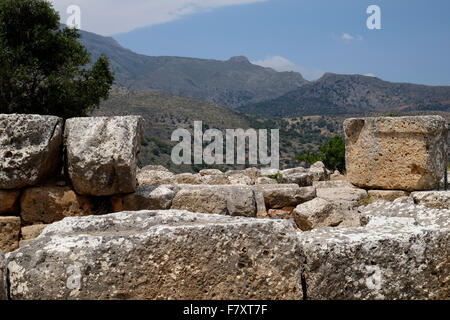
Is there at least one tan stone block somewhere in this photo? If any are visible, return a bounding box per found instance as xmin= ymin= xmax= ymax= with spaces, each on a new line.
xmin=20 ymin=187 xmax=96 ymax=224
xmin=0 ymin=189 xmax=21 ymax=215
xmin=368 ymin=190 xmax=410 ymax=202
xmin=344 ymin=116 xmax=447 ymax=191
xmin=0 ymin=216 xmax=20 ymax=253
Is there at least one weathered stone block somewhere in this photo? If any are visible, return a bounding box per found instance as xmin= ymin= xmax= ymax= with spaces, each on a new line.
xmin=344 ymin=116 xmax=448 ymax=191
xmin=0 ymin=114 xmax=63 ymax=189
xmin=20 ymin=187 xmax=97 ymax=225
xmin=175 ymin=173 xmax=202 ymax=184
xmin=298 ymin=211 xmax=449 ymax=299
xmin=252 ymin=184 xmax=311 ymax=209
xmin=368 ymin=190 xmax=410 ymax=202
xmin=0 ymin=190 xmax=21 ymax=215
xmin=293 ymin=198 xmax=341 ymax=231
xmin=171 ymin=185 xmax=256 ymax=217
xmin=65 ymin=116 xmax=144 ymax=196
xmin=6 ymin=211 xmax=302 ymax=300
xmin=411 ymin=191 xmax=450 ymax=210
xmin=137 ymin=169 xmax=175 ymax=186
xmin=0 ymin=216 xmax=20 ymax=253
xmin=112 ymin=186 xmax=174 ymax=212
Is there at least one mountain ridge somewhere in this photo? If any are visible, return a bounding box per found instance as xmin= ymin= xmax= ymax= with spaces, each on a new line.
xmin=78 ymin=29 xmax=307 ymax=108
xmin=237 ymin=73 xmax=450 ymax=117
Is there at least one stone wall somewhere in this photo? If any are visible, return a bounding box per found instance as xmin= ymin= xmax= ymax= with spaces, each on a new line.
xmin=0 ymin=113 xmax=449 ymax=300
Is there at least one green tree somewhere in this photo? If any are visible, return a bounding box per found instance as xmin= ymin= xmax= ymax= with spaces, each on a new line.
xmin=0 ymin=0 xmax=114 ymax=118
xmin=296 ymin=135 xmax=346 ymax=173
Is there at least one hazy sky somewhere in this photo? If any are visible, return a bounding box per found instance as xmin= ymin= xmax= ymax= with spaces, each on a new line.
xmin=50 ymin=0 xmax=450 ymax=85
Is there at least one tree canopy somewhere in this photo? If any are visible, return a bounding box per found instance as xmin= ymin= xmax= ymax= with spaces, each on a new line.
xmin=296 ymin=135 xmax=346 ymax=173
xmin=0 ymin=0 xmax=114 ymax=118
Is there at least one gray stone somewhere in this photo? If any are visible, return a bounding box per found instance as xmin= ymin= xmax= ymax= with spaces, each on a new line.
xmin=6 ymin=210 xmax=302 ymax=300
xmin=316 ymin=186 xmax=367 ymax=203
xmin=252 ymin=184 xmax=310 ymax=209
xmin=171 ymin=185 xmax=256 ymax=217
xmin=115 ymin=186 xmax=175 ymax=211
xmin=298 ymin=216 xmax=449 ymax=299
xmin=411 ymin=191 xmax=450 ymax=210
xmin=0 ymin=250 xmax=7 ymax=300
xmin=259 ymin=168 xmax=279 ymax=177
xmin=282 ymin=172 xmax=314 ymax=187
xmin=137 ymin=170 xmax=175 ymax=186
xmin=368 ymin=190 xmax=410 ymax=202
xmin=139 ymin=165 xmax=169 ymax=172
xmin=65 ymin=116 xmax=144 ymax=196
xmin=293 ymin=198 xmax=342 ymax=231
xmin=308 ymin=162 xmax=330 ymax=181
xmin=359 ymin=200 xmax=450 ymax=229
xmin=256 ymin=177 xmax=278 ymax=185
xmin=0 ymin=114 xmax=63 ymax=189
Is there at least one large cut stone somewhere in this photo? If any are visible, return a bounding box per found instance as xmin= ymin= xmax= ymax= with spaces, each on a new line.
xmin=252 ymin=184 xmax=313 ymax=209
xmin=111 ymin=186 xmax=174 ymax=212
xmin=20 ymin=187 xmax=98 ymax=225
xmin=0 ymin=250 xmax=7 ymax=300
xmin=293 ymin=198 xmax=342 ymax=231
xmin=171 ymin=185 xmax=256 ymax=217
xmin=6 ymin=210 xmax=302 ymax=300
xmin=0 ymin=114 xmax=63 ymax=189
xmin=344 ymin=116 xmax=448 ymax=191
xmin=298 ymin=203 xmax=449 ymax=299
xmin=137 ymin=169 xmax=175 ymax=187
xmin=0 ymin=216 xmax=20 ymax=253
xmin=0 ymin=190 xmax=21 ymax=215
xmin=65 ymin=116 xmax=144 ymax=196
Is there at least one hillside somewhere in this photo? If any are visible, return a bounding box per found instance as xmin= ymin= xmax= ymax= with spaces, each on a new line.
xmin=78 ymin=29 xmax=307 ymax=108
xmin=93 ymin=87 xmax=344 ymax=172
xmin=238 ymin=73 xmax=450 ymax=117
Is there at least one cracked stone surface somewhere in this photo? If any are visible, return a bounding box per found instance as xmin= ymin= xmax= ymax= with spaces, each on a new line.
xmin=298 ymin=201 xmax=450 ymax=299
xmin=0 ymin=114 xmax=63 ymax=189
xmin=5 ymin=210 xmax=302 ymax=300
xmin=64 ymin=116 xmax=144 ymax=196
xmin=344 ymin=116 xmax=448 ymax=191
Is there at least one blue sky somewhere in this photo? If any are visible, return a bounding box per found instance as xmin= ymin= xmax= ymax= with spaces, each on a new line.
xmin=52 ymin=0 xmax=450 ymax=85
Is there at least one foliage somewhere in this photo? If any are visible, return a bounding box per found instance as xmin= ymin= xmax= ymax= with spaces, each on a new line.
xmin=0 ymin=0 xmax=114 ymax=118
xmin=267 ymin=173 xmax=283 ymax=184
xmin=296 ymin=135 xmax=346 ymax=173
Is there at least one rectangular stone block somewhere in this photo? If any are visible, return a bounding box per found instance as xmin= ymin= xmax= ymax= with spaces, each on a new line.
xmin=344 ymin=116 xmax=447 ymax=191
xmin=0 ymin=114 xmax=63 ymax=189
xmin=6 ymin=211 xmax=302 ymax=300
xmin=64 ymin=116 xmax=144 ymax=196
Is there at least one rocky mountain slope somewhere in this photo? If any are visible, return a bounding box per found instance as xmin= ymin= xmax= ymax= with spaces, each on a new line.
xmin=78 ymin=29 xmax=307 ymax=108
xmin=238 ymin=73 xmax=450 ymax=117
xmin=93 ymin=87 xmax=344 ymax=172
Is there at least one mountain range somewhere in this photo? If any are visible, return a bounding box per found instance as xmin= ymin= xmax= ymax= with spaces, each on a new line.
xmin=78 ymin=29 xmax=307 ymax=108
xmin=80 ymin=28 xmax=450 ymax=117
xmin=237 ymin=73 xmax=450 ymax=117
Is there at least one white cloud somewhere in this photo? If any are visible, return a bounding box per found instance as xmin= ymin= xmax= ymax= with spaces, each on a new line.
xmin=341 ymin=33 xmax=354 ymax=41
xmin=364 ymin=73 xmax=376 ymax=77
xmin=341 ymin=33 xmax=363 ymax=42
xmin=252 ymin=56 xmax=324 ymax=81
xmin=49 ymin=0 xmax=267 ymax=35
